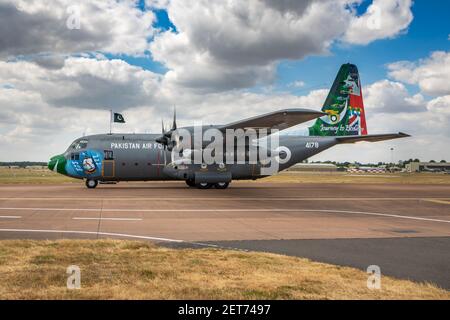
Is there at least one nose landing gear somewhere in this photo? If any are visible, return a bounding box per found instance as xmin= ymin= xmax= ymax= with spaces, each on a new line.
xmin=85 ymin=179 xmax=98 ymax=189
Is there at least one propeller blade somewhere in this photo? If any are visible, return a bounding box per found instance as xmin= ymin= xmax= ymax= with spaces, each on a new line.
xmin=172 ymin=106 xmax=177 ymax=130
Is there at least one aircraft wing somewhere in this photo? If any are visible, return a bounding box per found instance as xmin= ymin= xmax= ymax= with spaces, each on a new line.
xmin=219 ymin=108 xmax=326 ymax=132
xmin=336 ymin=132 xmax=410 ymax=144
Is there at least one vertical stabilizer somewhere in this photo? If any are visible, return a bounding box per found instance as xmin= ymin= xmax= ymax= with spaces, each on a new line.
xmin=308 ymin=64 xmax=368 ymax=136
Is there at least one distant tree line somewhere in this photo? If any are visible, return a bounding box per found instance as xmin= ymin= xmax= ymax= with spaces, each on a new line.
xmin=305 ymin=159 xmax=447 ymax=168
xmin=0 ymin=162 xmax=47 ymax=168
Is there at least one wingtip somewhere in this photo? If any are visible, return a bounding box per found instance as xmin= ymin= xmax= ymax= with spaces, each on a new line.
xmin=398 ymin=132 xmax=411 ymax=137
xmin=279 ymin=108 xmax=326 ymax=117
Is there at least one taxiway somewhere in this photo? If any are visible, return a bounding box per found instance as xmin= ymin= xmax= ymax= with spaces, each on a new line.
xmin=0 ymin=182 xmax=449 ymax=288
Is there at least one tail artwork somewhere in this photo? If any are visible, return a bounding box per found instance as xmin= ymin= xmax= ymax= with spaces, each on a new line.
xmin=308 ymin=63 xmax=368 ymax=137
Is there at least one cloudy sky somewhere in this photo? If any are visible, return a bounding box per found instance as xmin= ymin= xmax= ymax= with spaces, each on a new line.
xmin=0 ymin=0 xmax=449 ymax=163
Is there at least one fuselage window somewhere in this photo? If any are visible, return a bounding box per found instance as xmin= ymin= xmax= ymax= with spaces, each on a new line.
xmin=104 ymin=150 xmax=114 ymax=160
xmin=70 ymin=153 xmax=80 ymax=161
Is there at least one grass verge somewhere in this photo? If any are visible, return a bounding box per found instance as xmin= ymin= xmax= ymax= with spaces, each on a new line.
xmin=1 ymin=168 xmax=450 ymax=185
xmin=0 ymin=168 xmax=73 ymax=184
xmin=0 ymin=239 xmax=448 ymax=299
xmin=259 ymin=171 xmax=450 ymax=184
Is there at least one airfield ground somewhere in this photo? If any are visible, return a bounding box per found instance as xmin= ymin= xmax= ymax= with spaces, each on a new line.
xmin=0 ymin=239 xmax=448 ymax=299
xmin=2 ymin=167 xmax=450 ymax=185
xmin=0 ymin=168 xmax=449 ymax=299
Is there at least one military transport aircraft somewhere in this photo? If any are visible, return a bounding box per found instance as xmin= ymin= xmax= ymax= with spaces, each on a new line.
xmin=48 ymin=64 xmax=409 ymax=189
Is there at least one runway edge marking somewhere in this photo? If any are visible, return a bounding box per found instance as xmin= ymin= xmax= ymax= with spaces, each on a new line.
xmin=0 ymin=207 xmax=449 ymax=223
xmin=0 ymin=228 xmax=242 ymax=251
xmin=1 ymin=197 xmax=450 ymax=201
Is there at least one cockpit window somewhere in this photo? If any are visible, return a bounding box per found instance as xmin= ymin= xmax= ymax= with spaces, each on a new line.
xmin=71 ymin=140 xmax=88 ymax=150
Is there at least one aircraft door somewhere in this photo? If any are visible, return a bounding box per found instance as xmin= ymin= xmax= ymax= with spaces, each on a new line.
xmin=102 ymin=150 xmax=115 ymax=179
xmin=147 ymin=147 xmax=166 ymax=179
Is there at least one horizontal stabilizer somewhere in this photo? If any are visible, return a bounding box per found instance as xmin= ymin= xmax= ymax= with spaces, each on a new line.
xmin=336 ymin=132 xmax=410 ymax=144
xmin=220 ymin=108 xmax=326 ymax=131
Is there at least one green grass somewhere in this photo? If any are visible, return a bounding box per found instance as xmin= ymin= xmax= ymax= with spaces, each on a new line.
xmin=0 ymin=168 xmax=73 ymax=184
xmin=1 ymin=168 xmax=450 ymax=185
xmin=259 ymin=171 xmax=450 ymax=184
xmin=0 ymin=240 xmax=448 ymax=300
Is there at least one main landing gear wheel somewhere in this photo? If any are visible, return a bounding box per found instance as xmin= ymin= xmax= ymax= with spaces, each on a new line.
xmin=185 ymin=179 xmax=196 ymax=187
xmin=196 ymin=182 xmax=213 ymax=189
xmin=86 ymin=179 xmax=98 ymax=189
xmin=214 ymin=182 xmax=230 ymax=189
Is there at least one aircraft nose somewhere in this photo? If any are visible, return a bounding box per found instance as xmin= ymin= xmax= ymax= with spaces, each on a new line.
xmin=48 ymin=156 xmax=57 ymax=171
xmin=48 ymin=154 xmax=66 ymax=173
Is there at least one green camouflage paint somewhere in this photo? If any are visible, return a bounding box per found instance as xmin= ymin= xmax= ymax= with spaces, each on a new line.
xmin=308 ymin=64 xmax=367 ymax=136
xmin=48 ymin=154 xmax=67 ymax=175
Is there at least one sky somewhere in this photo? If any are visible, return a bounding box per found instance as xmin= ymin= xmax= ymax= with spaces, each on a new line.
xmin=0 ymin=0 xmax=449 ymax=163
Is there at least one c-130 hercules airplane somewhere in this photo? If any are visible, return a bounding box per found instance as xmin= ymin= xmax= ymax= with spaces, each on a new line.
xmin=48 ymin=64 xmax=409 ymax=189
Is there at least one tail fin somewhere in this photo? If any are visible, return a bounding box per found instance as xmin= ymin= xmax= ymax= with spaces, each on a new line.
xmin=308 ymin=63 xmax=368 ymax=136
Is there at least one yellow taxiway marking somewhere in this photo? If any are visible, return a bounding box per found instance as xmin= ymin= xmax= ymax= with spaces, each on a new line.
xmin=1 ymin=197 xmax=450 ymax=202
xmin=424 ymin=199 xmax=450 ymax=205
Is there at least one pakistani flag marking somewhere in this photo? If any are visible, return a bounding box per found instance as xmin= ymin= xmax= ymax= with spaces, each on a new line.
xmin=113 ymin=113 xmax=125 ymax=123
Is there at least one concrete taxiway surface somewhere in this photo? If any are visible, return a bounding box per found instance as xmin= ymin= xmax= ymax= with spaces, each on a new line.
xmin=0 ymin=182 xmax=449 ymax=288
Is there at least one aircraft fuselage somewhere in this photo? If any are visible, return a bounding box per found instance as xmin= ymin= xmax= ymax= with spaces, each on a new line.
xmin=48 ymin=133 xmax=338 ymax=183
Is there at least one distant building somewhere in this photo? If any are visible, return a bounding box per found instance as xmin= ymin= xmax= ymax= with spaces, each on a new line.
xmin=288 ymin=163 xmax=337 ymax=172
xmin=406 ymin=162 xmax=450 ymax=172
xmin=347 ymin=166 xmax=386 ymax=173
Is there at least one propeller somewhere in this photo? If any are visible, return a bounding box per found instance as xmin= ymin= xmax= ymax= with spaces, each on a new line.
xmin=156 ymin=107 xmax=178 ymax=151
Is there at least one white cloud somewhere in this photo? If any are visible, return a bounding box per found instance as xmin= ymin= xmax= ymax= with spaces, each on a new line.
xmin=0 ymin=0 xmax=155 ymax=58
xmin=150 ymin=0 xmax=414 ymax=92
xmin=363 ymin=80 xmax=426 ymax=113
xmin=344 ymin=0 xmax=413 ymax=45
xmin=289 ymin=81 xmax=306 ymax=88
xmin=150 ymin=0 xmax=351 ymax=91
xmin=0 ymin=58 xmax=162 ymax=110
xmin=387 ymin=51 xmax=450 ymax=96
xmin=427 ymin=95 xmax=450 ymax=115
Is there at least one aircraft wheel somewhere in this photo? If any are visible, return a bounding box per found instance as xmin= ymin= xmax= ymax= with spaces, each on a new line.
xmin=196 ymin=182 xmax=213 ymax=189
xmin=185 ymin=179 xmax=196 ymax=187
xmin=86 ymin=179 xmax=98 ymax=189
xmin=214 ymin=182 xmax=230 ymax=189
